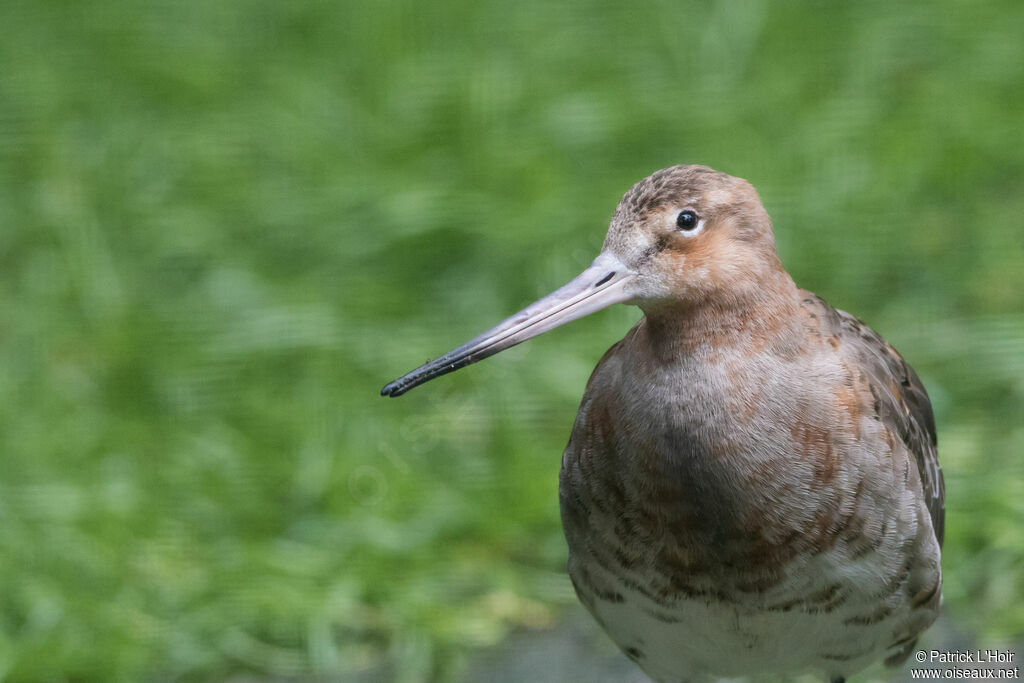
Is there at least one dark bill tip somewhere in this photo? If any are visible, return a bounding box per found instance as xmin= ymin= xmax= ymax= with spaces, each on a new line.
xmin=380 ymin=350 xmax=484 ymax=397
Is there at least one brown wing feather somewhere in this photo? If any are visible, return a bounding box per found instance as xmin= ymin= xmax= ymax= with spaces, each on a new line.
xmin=802 ymin=293 xmax=945 ymax=547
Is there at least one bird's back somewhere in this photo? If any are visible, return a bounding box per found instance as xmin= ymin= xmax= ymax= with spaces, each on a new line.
xmin=559 ymin=291 xmax=943 ymax=682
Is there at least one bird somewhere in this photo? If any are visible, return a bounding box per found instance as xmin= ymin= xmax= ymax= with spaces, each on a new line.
xmin=381 ymin=165 xmax=944 ymax=682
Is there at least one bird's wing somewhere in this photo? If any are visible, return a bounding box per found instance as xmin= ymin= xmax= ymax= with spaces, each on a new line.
xmin=801 ymin=293 xmax=945 ymax=547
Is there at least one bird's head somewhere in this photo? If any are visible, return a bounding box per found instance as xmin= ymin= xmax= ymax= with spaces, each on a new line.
xmin=382 ymin=164 xmax=786 ymax=397
xmin=602 ymin=164 xmax=783 ymax=313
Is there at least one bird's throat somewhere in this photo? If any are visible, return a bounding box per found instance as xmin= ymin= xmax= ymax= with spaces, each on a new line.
xmin=638 ymin=272 xmax=803 ymax=361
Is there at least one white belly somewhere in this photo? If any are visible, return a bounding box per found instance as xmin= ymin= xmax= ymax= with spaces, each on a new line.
xmin=569 ymin=545 xmax=938 ymax=682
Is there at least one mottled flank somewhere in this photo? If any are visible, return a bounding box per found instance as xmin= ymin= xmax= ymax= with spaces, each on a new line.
xmin=802 ymin=293 xmax=945 ymax=547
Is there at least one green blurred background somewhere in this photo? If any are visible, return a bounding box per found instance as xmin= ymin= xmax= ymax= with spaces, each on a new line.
xmin=1 ymin=1 xmax=1022 ymax=681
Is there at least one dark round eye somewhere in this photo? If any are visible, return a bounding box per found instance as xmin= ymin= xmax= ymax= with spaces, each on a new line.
xmin=676 ymin=210 xmax=699 ymax=231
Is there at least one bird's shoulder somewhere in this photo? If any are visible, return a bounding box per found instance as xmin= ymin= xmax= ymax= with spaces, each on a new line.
xmin=576 ymin=319 xmax=644 ymax=399
xmin=798 ymin=290 xmax=945 ymax=547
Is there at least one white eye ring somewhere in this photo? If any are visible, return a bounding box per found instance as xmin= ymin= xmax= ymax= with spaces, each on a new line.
xmin=674 ymin=209 xmax=705 ymax=236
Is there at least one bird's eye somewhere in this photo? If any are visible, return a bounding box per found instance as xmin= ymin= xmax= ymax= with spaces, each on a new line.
xmin=676 ymin=210 xmax=699 ymax=231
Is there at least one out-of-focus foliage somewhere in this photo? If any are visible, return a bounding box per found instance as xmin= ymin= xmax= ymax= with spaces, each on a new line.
xmin=0 ymin=1 xmax=1021 ymax=681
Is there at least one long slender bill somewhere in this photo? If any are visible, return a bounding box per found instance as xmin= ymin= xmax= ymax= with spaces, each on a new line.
xmin=381 ymin=253 xmax=636 ymax=397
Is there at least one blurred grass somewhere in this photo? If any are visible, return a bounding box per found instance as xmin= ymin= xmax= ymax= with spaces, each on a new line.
xmin=0 ymin=0 xmax=1022 ymax=681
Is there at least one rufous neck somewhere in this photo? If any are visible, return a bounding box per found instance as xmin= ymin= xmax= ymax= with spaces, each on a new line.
xmin=638 ymin=271 xmax=803 ymax=358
